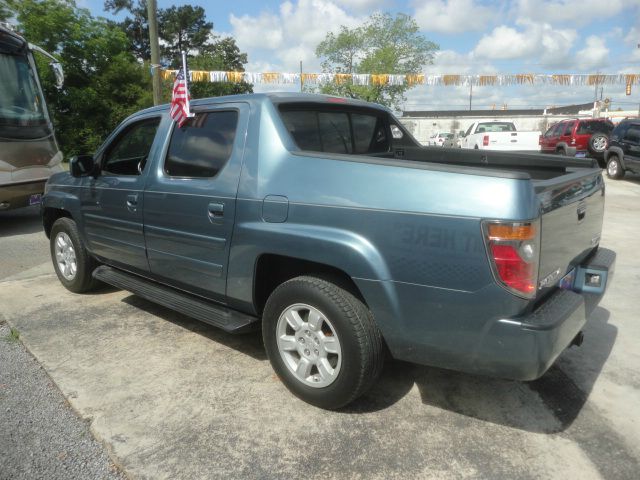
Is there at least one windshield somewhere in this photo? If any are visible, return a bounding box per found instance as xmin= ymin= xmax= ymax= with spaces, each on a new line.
xmin=0 ymin=52 xmax=47 ymax=126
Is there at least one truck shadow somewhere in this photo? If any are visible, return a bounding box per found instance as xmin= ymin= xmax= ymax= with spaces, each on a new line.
xmin=350 ymin=307 xmax=616 ymax=434
xmin=0 ymin=206 xmax=43 ymax=237
xmin=121 ymin=294 xmax=268 ymax=361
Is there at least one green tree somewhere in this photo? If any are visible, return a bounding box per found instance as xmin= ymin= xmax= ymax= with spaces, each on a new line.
xmin=158 ymin=5 xmax=212 ymax=65
xmin=108 ymin=2 xmax=252 ymax=99
xmin=186 ymin=37 xmax=253 ymax=99
xmin=7 ymin=0 xmax=153 ymax=156
xmin=104 ymin=0 xmax=150 ymax=60
xmin=315 ymin=13 xmax=438 ymax=109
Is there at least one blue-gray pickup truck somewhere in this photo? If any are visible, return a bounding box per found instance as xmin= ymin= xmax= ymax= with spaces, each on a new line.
xmin=42 ymin=93 xmax=615 ymax=409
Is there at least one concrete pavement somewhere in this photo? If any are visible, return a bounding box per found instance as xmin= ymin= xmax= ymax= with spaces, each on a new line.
xmin=1 ymin=177 xmax=639 ymax=479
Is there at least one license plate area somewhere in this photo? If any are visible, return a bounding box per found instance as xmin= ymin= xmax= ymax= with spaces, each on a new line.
xmin=559 ymin=268 xmax=575 ymax=290
xmin=29 ymin=193 xmax=42 ymax=206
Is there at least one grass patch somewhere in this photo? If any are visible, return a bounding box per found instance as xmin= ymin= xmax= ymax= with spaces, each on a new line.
xmin=3 ymin=327 xmax=20 ymax=342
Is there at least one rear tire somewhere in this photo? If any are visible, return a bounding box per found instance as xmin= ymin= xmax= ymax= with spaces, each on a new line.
xmin=50 ymin=218 xmax=100 ymax=293
xmin=262 ymin=276 xmax=384 ymax=409
xmin=606 ymin=154 xmax=624 ymax=180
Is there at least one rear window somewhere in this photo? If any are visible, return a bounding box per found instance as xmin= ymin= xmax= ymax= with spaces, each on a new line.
xmin=476 ymin=122 xmax=516 ymax=133
xmin=279 ymin=108 xmax=389 ymax=155
xmin=576 ymin=120 xmax=613 ymax=135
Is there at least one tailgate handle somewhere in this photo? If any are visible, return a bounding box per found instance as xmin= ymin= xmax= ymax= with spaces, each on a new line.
xmin=577 ymin=202 xmax=587 ymax=222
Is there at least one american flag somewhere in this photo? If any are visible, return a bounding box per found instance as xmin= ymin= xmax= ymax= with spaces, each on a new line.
xmin=170 ymin=68 xmax=190 ymax=127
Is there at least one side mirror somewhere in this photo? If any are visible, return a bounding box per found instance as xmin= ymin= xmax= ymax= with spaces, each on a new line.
xmin=50 ymin=62 xmax=64 ymax=88
xmin=69 ymin=155 xmax=96 ymax=177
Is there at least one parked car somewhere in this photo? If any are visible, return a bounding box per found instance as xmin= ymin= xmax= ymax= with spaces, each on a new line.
xmin=42 ymin=93 xmax=615 ymax=409
xmin=539 ymin=118 xmax=614 ymax=165
xmin=459 ymin=121 xmax=540 ymax=151
xmin=426 ymin=132 xmax=453 ymax=146
xmin=603 ymin=118 xmax=640 ymax=179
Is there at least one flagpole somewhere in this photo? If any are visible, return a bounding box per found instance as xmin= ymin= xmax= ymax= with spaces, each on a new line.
xmin=181 ymin=50 xmax=194 ymax=117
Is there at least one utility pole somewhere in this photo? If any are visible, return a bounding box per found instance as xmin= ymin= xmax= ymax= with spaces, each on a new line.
xmin=300 ymin=61 xmax=303 ymax=93
xmin=147 ymin=0 xmax=162 ymax=105
xmin=469 ymin=83 xmax=472 ymax=111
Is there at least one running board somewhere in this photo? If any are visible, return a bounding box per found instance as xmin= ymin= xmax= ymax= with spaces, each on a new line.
xmin=93 ymin=266 xmax=259 ymax=334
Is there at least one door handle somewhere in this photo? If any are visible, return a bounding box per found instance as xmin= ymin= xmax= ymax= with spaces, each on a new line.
xmin=208 ymin=202 xmax=224 ymax=218
xmin=127 ymin=194 xmax=138 ymax=207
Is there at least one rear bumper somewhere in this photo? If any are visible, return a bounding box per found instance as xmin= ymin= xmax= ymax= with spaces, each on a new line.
xmin=470 ymin=247 xmax=615 ymax=380
xmin=0 ymin=180 xmax=47 ymax=210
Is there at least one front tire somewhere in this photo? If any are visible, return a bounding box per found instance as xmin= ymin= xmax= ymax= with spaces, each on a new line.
xmin=262 ymin=276 xmax=384 ymax=409
xmin=50 ymin=217 xmax=99 ymax=293
xmin=606 ymin=154 xmax=624 ymax=180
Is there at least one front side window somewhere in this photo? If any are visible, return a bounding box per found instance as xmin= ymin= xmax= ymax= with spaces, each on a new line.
xmin=102 ymin=118 xmax=160 ymax=176
xmin=164 ymin=110 xmax=238 ymax=178
xmin=623 ymin=125 xmax=640 ymax=144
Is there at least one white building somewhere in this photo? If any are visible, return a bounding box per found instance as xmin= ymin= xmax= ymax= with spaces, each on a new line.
xmin=399 ymin=102 xmax=637 ymax=145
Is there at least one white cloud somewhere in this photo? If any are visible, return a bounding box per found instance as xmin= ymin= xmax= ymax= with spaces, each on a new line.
xmin=229 ymin=0 xmax=367 ymax=72
xmin=413 ymin=0 xmax=495 ymax=34
xmin=229 ymin=12 xmax=284 ymax=50
xmin=513 ymin=0 xmax=626 ymax=26
xmin=424 ymin=50 xmax=499 ymax=75
xmin=624 ymin=26 xmax=639 ymax=46
xmin=575 ymin=36 xmax=610 ymax=71
xmin=473 ymin=21 xmax=577 ymax=68
xmin=331 ymin=0 xmax=388 ymax=11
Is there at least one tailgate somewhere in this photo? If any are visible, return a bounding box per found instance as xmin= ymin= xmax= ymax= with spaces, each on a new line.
xmin=536 ymin=169 xmax=605 ymax=291
xmin=486 ymin=132 xmax=539 ymax=151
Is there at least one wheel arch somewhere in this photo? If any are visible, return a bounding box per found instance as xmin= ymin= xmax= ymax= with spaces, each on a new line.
xmin=42 ymin=191 xmax=81 ymax=238
xmin=605 ymin=146 xmax=626 ymax=169
xmin=253 ymin=253 xmax=366 ymax=316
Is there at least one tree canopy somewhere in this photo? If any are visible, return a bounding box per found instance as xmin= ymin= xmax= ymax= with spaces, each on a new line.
xmin=315 ymin=13 xmax=438 ymax=110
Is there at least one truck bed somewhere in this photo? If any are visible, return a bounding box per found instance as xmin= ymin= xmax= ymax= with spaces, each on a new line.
xmin=395 ymin=145 xmax=598 ymax=180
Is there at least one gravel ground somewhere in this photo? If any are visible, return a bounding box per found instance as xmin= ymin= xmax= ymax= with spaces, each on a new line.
xmin=0 ymin=321 xmax=126 ymax=480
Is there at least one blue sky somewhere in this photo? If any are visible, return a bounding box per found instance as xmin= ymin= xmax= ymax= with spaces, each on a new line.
xmin=80 ymin=0 xmax=640 ymax=111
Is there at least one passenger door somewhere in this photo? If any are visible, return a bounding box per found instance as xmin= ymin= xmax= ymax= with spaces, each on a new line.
xmin=81 ymin=115 xmax=161 ymax=273
xmin=143 ymin=104 xmax=248 ymax=302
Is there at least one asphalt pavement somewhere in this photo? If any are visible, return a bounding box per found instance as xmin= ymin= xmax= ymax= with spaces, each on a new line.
xmin=1 ymin=177 xmax=639 ymax=479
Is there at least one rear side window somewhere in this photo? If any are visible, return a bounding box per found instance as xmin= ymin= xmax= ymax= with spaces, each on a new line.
xmin=576 ymin=121 xmax=613 ymax=135
xmin=280 ymin=108 xmax=389 ymax=155
xmin=352 ymin=114 xmax=388 ymax=153
xmin=550 ymin=123 xmax=564 ymax=136
xmin=164 ymin=111 xmax=238 ymax=178
xmin=318 ymin=111 xmax=353 ymax=154
xmin=562 ymin=122 xmax=575 ymax=136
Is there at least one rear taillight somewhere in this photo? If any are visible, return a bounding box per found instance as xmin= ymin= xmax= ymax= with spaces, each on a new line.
xmin=570 ymin=138 xmax=576 ymax=145
xmin=483 ymin=220 xmax=540 ymax=298
xmin=538 ymin=135 xmax=542 ymax=145
xmin=483 ymin=135 xmax=489 ymax=146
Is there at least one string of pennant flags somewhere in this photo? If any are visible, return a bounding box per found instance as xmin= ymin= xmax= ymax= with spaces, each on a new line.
xmin=161 ymin=69 xmax=639 ymax=87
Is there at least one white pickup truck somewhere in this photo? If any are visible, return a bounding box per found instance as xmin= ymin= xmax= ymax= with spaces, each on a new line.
xmin=460 ymin=121 xmax=540 ymax=152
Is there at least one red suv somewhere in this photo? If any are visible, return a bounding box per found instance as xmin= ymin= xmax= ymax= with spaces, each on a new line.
xmin=539 ymin=118 xmax=613 ymax=164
